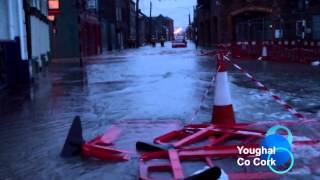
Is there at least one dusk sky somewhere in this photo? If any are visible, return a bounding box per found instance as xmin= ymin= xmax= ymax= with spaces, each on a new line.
xmin=137 ymin=0 xmax=197 ymax=30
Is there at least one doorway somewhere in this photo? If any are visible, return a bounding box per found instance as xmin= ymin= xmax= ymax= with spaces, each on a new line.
xmin=0 ymin=44 xmax=7 ymax=88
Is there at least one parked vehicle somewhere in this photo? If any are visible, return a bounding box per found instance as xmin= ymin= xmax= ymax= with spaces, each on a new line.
xmin=172 ymin=36 xmax=187 ymax=48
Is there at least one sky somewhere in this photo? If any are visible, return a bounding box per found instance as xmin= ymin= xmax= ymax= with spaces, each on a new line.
xmin=136 ymin=0 xmax=197 ymax=30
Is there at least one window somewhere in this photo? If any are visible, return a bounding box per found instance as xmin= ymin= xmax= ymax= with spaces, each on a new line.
xmin=313 ymin=15 xmax=320 ymax=40
xmin=116 ymin=8 xmax=122 ymax=21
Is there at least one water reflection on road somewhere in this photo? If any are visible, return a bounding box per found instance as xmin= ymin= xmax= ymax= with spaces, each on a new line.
xmin=0 ymin=42 xmax=319 ymax=179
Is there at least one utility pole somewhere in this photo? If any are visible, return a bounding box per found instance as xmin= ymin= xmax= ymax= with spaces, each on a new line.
xmin=149 ymin=1 xmax=152 ymax=44
xmin=135 ymin=0 xmax=140 ymax=47
xmin=76 ymin=1 xmax=83 ymax=66
xmin=194 ymin=6 xmax=199 ymax=49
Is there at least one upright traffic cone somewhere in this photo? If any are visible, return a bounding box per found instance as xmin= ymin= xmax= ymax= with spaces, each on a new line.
xmin=261 ymin=45 xmax=268 ymax=59
xmin=211 ymin=52 xmax=235 ymax=126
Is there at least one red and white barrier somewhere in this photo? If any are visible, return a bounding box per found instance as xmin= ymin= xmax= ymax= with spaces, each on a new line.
xmin=223 ymin=54 xmax=305 ymax=121
xmin=230 ymin=40 xmax=320 ymax=64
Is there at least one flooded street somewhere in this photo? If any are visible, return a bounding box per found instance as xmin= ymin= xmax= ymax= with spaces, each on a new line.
xmin=0 ymin=42 xmax=320 ymax=179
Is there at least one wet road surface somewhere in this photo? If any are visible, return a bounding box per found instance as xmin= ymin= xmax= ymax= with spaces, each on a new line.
xmin=0 ymin=42 xmax=320 ymax=179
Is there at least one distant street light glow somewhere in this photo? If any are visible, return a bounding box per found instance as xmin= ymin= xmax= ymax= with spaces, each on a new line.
xmin=174 ymin=27 xmax=183 ymax=34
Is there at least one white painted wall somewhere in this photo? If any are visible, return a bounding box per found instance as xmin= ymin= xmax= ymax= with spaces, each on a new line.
xmin=0 ymin=0 xmax=19 ymax=40
xmin=0 ymin=0 xmax=49 ymax=62
xmin=30 ymin=17 xmax=50 ymax=60
xmin=0 ymin=0 xmax=28 ymax=60
xmin=17 ymin=0 xmax=28 ymax=60
xmin=29 ymin=0 xmax=48 ymax=16
xmin=30 ymin=0 xmax=50 ymax=66
xmin=0 ymin=0 xmax=10 ymax=39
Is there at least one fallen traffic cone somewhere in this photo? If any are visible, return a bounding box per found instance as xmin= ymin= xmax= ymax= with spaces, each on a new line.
xmin=211 ymin=52 xmax=235 ymax=126
xmin=61 ymin=116 xmax=84 ymax=157
xmin=61 ymin=116 xmax=129 ymax=161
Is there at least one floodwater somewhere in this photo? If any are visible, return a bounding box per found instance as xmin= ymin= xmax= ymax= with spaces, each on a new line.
xmin=0 ymin=42 xmax=319 ymax=179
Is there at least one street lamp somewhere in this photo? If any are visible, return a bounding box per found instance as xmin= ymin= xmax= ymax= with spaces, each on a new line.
xmin=48 ymin=0 xmax=60 ymax=22
xmin=48 ymin=0 xmax=59 ymax=10
xmin=48 ymin=0 xmax=60 ymax=14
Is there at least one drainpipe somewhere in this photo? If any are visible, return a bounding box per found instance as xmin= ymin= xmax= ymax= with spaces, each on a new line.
xmin=17 ymin=0 xmax=28 ymax=60
xmin=23 ymin=0 xmax=32 ymax=60
xmin=23 ymin=0 xmax=33 ymax=81
xmin=76 ymin=1 xmax=83 ymax=67
xmin=7 ymin=0 xmax=15 ymax=40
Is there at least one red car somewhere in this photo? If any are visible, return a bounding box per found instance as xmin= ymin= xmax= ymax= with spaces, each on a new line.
xmin=172 ymin=36 xmax=187 ymax=48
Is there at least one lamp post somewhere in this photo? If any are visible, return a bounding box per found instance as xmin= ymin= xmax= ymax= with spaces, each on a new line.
xmin=48 ymin=0 xmax=61 ymax=35
xmin=76 ymin=0 xmax=84 ymax=67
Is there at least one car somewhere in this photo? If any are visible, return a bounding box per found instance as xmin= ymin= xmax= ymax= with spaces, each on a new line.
xmin=172 ymin=36 xmax=187 ymax=48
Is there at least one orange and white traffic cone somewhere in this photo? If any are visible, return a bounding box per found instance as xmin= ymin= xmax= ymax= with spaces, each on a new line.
xmin=211 ymin=52 xmax=235 ymax=126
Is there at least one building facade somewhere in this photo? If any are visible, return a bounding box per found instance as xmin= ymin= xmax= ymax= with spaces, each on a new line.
xmin=195 ymin=0 xmax=320 ymax=47
xmin=29 ymin=0 xmax=51 ymax=72
xmin=99 ymin=0 xmax=136 ymax=50
xmin=0 ymin=0 xmax=50 ymax=88
xmin=128 ymin=0 xmax=136 ymax=46
xmin=51 ymin=0 xmax=101 ymax=59
xmin=139 ymin=12 xmax=150 ymax=45
xmin=99 ymin=0 xmax=117 ymax=51
xmin=151 ymin=15 xmax=174 ymax=41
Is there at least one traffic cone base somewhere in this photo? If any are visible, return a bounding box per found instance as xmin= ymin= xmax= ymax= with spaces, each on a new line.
xmin=212 ymin=105 xmax=235 ymax=126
